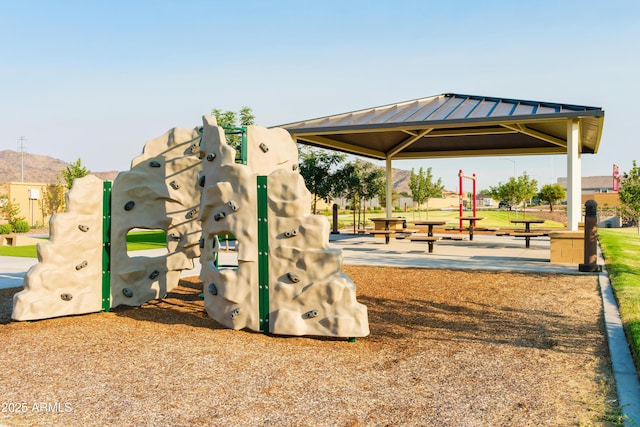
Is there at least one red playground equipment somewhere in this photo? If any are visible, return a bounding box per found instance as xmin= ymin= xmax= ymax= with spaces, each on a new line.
xmin=458 ymin=170 xmax=477 ymax=229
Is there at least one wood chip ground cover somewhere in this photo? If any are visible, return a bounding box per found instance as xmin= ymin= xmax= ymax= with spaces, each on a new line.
xmin=0 ymin=266 xmax=619 ymax=426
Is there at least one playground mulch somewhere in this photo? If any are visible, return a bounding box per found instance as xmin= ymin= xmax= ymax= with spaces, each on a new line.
xmin=0 ymin=266 xmax=619 ymax=426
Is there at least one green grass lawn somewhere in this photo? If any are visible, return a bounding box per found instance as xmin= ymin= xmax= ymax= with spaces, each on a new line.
xmin=0 ymin=230 xmax=168 ymax=258
xmin=598 ymin=228 xmax=640 ymax=373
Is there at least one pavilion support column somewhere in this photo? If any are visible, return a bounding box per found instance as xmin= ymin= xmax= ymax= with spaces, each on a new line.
xmin=386 ymin=157 xmax=393 ymax=218
xmin=566 ymin=119 xmax=582 ymax=231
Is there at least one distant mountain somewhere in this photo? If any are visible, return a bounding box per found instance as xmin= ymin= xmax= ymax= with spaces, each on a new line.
xmin=0 ymin=150 xmax=119 ymax=184
xmin=390 ymin=168 xmax=412 ymax=195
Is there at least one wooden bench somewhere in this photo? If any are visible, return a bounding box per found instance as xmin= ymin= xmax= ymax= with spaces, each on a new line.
xmin=409 ymin=235 xmax=442 ymax=253
xmin=441 ymin=235 xmax=465 ymax=241
xmin=395 ymin=228 xmax=419 ymax=240
xmin=510 ymin=232 xmax=544 ymax=248
xmin=369 ymin=230 xmax=396 ymax=244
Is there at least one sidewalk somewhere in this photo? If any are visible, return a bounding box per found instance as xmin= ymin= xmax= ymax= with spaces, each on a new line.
xmin=0 ymin=233 xmax=571 ymax=291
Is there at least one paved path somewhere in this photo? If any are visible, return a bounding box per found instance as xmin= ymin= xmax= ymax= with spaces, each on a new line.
xmin=0 ymin=233 xmax=571 ymax=290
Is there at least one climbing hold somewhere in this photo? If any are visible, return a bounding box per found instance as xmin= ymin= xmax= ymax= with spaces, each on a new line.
xmin=284 ymin=229 xmax=298 ymax=238
xmin=78 ymin=224 xmax=89 ymax=232
xmin=208 ymin=283 xmax=218 ymax=295
xmin=227 ymin=201 xmax=238 ymax=211
xmin=199 ymin=175 xmax=206 ymax=187
xmin=287 ymin=272 xmax=300 ymax=283
xmin=230 ymin=308 xmax=241 ymax=319
xmin=259 ymin=143 xmax=269 ymax=153
xmin=169 ymin=180 xmax=181 ymax=190
xmin=214 ymin=212 xmax=226 ymax=221
xmin=122 ymin=288 xmax=133 ymax=298
xmin=149 ymin=160 xmax=161 ymax=168
xmin=124 ymin=201 xmax=135 ymax=211
xmin=190 ymin=142 xmax=199 ymax=154
xmin=292 ymin=164 xmax=298 ymax=171
xmin=168 ymin=233 xmax=181 ymax=241
xmin=149 ymin=270 xmax=159 ymax=280
xmin=303 ymin=310 xmax=318 ymax=319
xmin=206 ymin=153 xmax=216 ymax=161
xmin=186 ymin=207 xmax=199 ymax=219
xmin=198 ymin=127 xmax=204 ymax=133
xmin=75 ymin=260 xmax=88 ymax=270
xmin=60 ymin=293 xmax=73 ymax=302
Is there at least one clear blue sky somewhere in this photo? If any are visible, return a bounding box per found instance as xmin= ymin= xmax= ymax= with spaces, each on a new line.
xmin=2 ymin=0 xmax=638 ymax=191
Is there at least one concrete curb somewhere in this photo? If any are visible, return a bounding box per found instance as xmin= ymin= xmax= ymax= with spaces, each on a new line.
xmin=598 ymin=244 xmax=640 ymax=426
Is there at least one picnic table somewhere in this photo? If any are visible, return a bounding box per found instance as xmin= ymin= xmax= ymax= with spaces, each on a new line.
xmin=371 ymin=217 xmax=405 ymax=230
xmin=509 ymin=218 xmax=545 ymax=248
xmin=409 ymin=220 xmax=447 ymax=253
xmin=456 ymin=216 xmax=484 ymax=241
xmin=510 ymin=218 xmax=545 ymax=233
xmin=412 ymin=220 xmax=447 ymax=237
xmin=369 ymin=217 xmax=405 ymax=244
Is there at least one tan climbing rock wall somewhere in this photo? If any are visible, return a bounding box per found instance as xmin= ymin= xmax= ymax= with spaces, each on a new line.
xmin=199 ymin=116 xmax=369 ymax=337
xmin=198 ymin=116 xmax=259 ymax=330
xmin=267 ymin=170 xmax=369 ymax=337
xmin=12 ymin=175 xmax=105 ymax=321
xmin=110 ymin=127 xmax=203 ymax=307
xmin=13 ymin=115 xmax=369 ymax=338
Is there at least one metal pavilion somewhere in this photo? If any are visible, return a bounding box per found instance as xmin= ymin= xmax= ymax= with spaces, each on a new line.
xmin=278 ymin=93 xmax=605 ymax=230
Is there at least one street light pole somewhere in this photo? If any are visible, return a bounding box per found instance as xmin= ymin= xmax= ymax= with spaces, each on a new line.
xmin=501 ymin=158 xmax=516 ymax=178
xmin=18 ymin=136 xmax=26 ymax=182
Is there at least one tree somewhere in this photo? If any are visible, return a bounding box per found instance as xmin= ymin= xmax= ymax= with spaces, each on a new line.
xmin=409 ymin=168 xmax=426 ymax=218
xmin=537 ymin=184 xmax=566 ymax=212
xmin=239 ymin=106 xmax=255 ymax=126
xmin=61 ymin=158 xmax=90 ymax=190
xmin=489 ymin=172 xmax=538 ymax=218
xmin=211 ymin=106 xmax=255 ymax=150
xmin=334 ymin=160 xmax=385 ymax=232
xmin=42 ymin=179 xmax=66 ymax=219
xmin=379 ymin=187 xmax=399 ymax=210
xmin=618 ymin=160 xmax=640 ymax=234
xmin=0 ymin=195 xmax=24 ymax=226
xmin=409 ymin=167 xmax=444 ymax=219
xmin=298 ymin=148 xmax=345 ymax=214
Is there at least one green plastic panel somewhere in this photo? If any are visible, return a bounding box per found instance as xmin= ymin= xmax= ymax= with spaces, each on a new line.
xmin=223 ymin=126 xmax=247 ymax=165
xmin=257 ymin=176 xmax=269 ymax=332
xmin=101 ymin=181 xmax=112 ymax=312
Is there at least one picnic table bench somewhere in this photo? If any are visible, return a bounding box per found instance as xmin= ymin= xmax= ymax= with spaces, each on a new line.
xmin=409 ymin=235 xmax=442 ymax=253
xmin=510 ymin=232 xmax=545 ymax=248
xmin=394 ymin=228 xmax=419 ymax=239
xmin=441 ymin=235 xmax=465 ymax=241
xmin=507 ymin=219 xmax=546 ymax=248
xmin=369 ymin=230 xmax=396 ymax=244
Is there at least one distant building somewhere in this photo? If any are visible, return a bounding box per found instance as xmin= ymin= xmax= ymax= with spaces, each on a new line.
xmin=557 ymin=176 xmax=621 ymax=207
xmin=2 ymin=182 xmax=52 ymax=227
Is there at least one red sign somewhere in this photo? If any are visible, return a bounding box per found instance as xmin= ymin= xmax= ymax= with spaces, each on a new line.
xmin=613 ymin=164 xmax=620 ymax=192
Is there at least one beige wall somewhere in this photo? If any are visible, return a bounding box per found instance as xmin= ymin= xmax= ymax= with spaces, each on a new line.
xmin=581 ymin=192 xmax=620 ymax=208
xmin=6 ymin=182 xmax=51 ymax=226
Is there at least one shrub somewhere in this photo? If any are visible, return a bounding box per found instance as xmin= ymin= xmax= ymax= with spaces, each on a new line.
xmin=0 ymin=224 xmax=11 ymax=234
xmin=13 ymin=220 xmax=30 ymax=233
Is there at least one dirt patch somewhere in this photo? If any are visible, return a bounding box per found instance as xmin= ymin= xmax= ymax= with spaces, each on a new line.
xmin=0 ymin=267 xmax=619 ymax=426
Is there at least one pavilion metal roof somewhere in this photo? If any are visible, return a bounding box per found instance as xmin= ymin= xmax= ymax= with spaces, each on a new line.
xmin=278 ymin=93 xmax=605 ymax=160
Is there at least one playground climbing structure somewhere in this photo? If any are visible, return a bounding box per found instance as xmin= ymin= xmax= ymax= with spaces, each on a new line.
xmin=12 ymin=116 xmax=369 ymax=339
